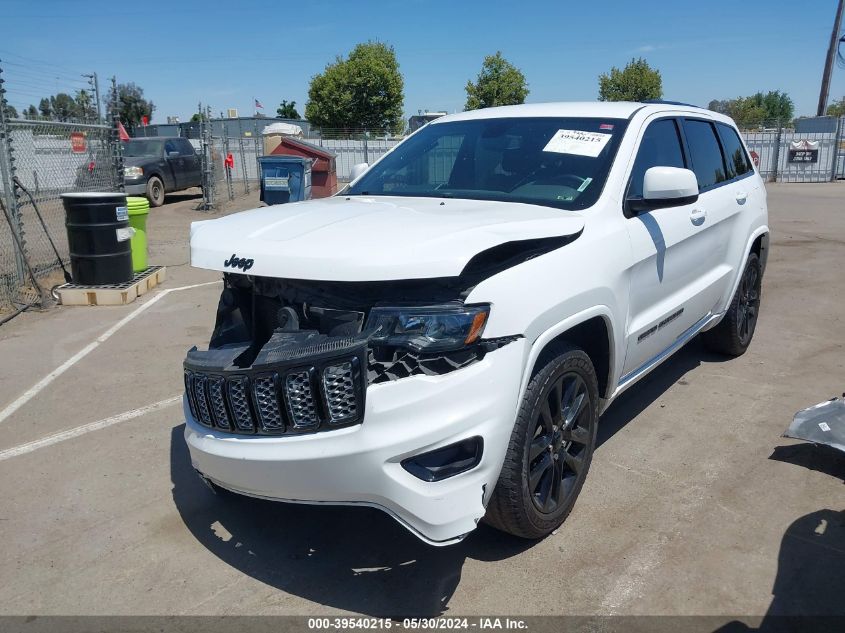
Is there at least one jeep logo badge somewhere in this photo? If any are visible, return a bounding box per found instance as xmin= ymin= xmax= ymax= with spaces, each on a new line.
xmin=224 ymin=253 xmax=254 ymax=272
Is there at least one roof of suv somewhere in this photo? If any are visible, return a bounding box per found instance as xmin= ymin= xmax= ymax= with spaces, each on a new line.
xmin=435 ymin=101 xmax=717 ymax=124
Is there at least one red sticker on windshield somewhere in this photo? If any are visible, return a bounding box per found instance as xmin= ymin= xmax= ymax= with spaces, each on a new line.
xmin=599 ymin=123 xmax=614 ymax=130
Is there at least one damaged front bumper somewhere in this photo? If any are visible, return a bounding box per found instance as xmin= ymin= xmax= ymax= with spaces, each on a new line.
xmin=184 ymin=338 xmax=526 ymax=545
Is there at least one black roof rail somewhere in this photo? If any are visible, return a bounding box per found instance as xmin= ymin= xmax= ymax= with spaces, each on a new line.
xmin=641 ymin=99 xmax=700 ymax=108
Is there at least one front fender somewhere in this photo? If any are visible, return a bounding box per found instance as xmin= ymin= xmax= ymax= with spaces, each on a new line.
xmin=515 ymin=307 xmax=618 ymax=415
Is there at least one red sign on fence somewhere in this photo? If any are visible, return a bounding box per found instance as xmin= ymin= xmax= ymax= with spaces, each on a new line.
xmin=70 ymin=132 xmax=87 ymax=153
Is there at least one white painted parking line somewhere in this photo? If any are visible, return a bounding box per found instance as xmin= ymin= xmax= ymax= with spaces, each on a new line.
xmin=0 ymin=395 xmax=182 ymax=462
xmin=0 ymin=280 xmax=220 ymax=426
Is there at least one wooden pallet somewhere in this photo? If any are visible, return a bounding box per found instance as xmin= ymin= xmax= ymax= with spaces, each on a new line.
xmin=56 ymin=266 xmax=167 ymax=306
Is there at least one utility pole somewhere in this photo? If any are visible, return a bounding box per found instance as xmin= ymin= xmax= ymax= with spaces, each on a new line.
xmin=817 ymin=0 xmax=845 ymax=116
xmin=82 ymin=73 xmax=100 ymax=123
xmin=82 ymin=72 xmax=102 ymax=123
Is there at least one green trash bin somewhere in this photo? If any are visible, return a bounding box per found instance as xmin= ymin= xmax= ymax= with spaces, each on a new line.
xmin=126 ymin=196 xmax=150 ymax=272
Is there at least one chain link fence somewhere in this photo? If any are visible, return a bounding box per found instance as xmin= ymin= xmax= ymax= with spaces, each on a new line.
xmin=0 ymin=118 xmax=122 ymax=313
xmin=308 ymin=135 xmax=401 ymax=183
xmin=195 ymin=126 xmax=402 ymax=206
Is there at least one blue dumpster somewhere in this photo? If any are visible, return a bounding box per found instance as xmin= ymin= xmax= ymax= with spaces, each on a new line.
xmin=258 ymin=156 xmax=312 ymax=205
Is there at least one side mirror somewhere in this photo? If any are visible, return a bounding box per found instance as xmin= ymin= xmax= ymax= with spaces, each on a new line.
xmin=349 ymin=162 xmax=369 ymax=182
xmin=628 ymin=166 xmax=699 ymax=214
xmin=168 ymin=151 xmax=180 ymax=158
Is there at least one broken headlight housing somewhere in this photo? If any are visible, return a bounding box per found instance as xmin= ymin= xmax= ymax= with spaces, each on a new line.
xmin=365 ymin=304 xmax=489 ymax=353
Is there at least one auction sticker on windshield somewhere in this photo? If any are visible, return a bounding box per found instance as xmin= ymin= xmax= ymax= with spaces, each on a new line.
xmin=543 ymin=129 xmax=612 ymax=157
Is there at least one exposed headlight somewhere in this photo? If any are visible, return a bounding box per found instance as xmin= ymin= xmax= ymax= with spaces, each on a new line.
xmin=366 ymin=304 xmax=489 ymax=353
xmin=124 ymin=166 xmax=143 ymax=178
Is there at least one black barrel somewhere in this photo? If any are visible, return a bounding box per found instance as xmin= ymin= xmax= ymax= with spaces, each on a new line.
xmin=62 ymin=192 xmax=133 ymax=285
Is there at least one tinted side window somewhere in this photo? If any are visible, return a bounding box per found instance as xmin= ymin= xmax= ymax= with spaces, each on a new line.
xmin=683 ymin=120 xmax=727 ymax=190
xmin=178 ymin=139 xmax=196 ymax=156
xmin=628 ymin=119 xmax=685 ymax=199
xmin=164 ymin=139 xmax=178 ymax=155
xmin=716 ymin=123 xmax=751 ymax=179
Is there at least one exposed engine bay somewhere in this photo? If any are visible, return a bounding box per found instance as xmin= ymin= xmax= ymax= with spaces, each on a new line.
xmin=181 ymin=236 xmax=575 ymax=436
xmin=205 ymin=273 xmax=520 ymax=384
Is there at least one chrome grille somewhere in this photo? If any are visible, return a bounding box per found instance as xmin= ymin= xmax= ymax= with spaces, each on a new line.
xmin=253 ymin=374 xmax=283 ymax=430
xmin=227 ymin=376 xmax=254 ymax=431
xmin=285 ymin=370 xmax=318 ymax=428
xmin=323 ymin=362 xmax=358 ymax=424
xmin=207 ymin=375 xmax=230 ymax=429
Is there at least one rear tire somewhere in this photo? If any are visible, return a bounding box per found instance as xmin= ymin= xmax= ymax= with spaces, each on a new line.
xmin=703 ymin=252 xmax=762 ymax=356
xmin=485 ymin=344 xmax=599 ymax=539
xmin=146 ymin=176 xmax=165 ymax=207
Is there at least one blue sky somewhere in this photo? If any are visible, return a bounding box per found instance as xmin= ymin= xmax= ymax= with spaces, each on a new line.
xmin=2 ymin=0 xmax=844 ymax=123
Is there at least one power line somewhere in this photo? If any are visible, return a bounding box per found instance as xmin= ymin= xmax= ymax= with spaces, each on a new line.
xmin=3 ymin=69 xmax=87 ymax=84
xmin=0 ymin=48 xmax=86 ymax=75
xmin=1 ymin=66 xmax=88 ymax=86
xmin=3 ymin=79 xmax=89 ymax=93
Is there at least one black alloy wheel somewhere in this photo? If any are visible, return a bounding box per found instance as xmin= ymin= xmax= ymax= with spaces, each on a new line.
xmin=485 ymin=344 xmax=599 ymax=539
xmin=703 ymin=251 xmax=763 ymax=356
xmin=528 ymin=371 xmax=592 ymax=514
xmin=736 ymin=260 xmax=761 ymax=347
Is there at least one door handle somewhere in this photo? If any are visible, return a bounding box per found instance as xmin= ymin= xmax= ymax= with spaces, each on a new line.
xmin=736 ymin=191 xmax=748 ymax=204
xmin=690 ymin=207 xmax=707 ymax=225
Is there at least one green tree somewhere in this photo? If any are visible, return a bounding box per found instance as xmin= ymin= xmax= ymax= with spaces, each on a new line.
xmin=276 ymin=100 xmax=300 ymax=119
xmin=707 ymin=99 xmax=729 ymax=113
xmin=74 ymin=89 xmax=97 ymax=121
xmin=190 ymin=112 xmax=208 ymax=123
xmin=106 ymin=82 xmax=154 ymax=133
xmin=24 ymin=104 xmax=39 ymax=119
xmin=2 ymin=104 xmax=18 ymax=119
xmin=305 ymin=41 xmax=404 ymax=134
xmin=464 ymin=51 xmax=529 ymax=110
xmin=757 ymin=90 xmax=794 ymax=122
xmin=50 ymin=93 xmax=77 ymax=121
xmin=598 ymin=57 xmax=662 ymax=102
xmin=826 ymin=96 xmax=845 ymax=117
xmin=38 ymin=97 xmax=52 ymax=119
xmin=707 ymin=91 xmax=795 ymax=127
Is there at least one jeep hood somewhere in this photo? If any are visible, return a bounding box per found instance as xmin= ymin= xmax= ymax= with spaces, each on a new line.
xmin=190 ymin=196 xmax=585 ymax=281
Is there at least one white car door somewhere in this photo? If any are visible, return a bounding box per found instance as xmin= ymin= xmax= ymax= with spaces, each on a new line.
xmin=621 ymin=116 xmax=734 ymax=379
xmin=711 ymin=121 xmax=763 ymax=303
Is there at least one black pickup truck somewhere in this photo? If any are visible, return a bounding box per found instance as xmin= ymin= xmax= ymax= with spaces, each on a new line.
xmin=122 ymin=137 xmax=202 ymax=206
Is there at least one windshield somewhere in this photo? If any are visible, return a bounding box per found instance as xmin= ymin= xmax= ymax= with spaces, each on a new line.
xmin=347 ymin=117 xmax=629 ymax=210
xmin=123 ymin=140 xmax=164 ymax=157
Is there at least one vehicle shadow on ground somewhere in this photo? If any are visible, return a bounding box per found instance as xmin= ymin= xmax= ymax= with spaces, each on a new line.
xmin=170 ymin=427 xmax=532 ymax=617
xmin=162 ymin=191 xmax=203 ymax=206
xmin=169 ymin=336 xmax=728 ymax=617
xmin=597 ymin=336 xmax=728 ymax=447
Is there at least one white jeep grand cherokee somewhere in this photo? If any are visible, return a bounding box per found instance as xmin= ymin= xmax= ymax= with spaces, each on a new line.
xmin=184 ymin=101 xmax=768 ymax=545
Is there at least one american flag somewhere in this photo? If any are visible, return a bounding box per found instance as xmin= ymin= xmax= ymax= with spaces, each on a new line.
xmin=254 ymin=98 xmax=263 ymax=109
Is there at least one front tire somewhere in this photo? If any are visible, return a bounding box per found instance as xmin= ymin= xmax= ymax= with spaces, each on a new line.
xmin=485 ymin=344 xmax=599 ymax=539
xmin=703 ymin=252 xmax=762 ymax=356
xmin=146 ymin=176 xmax=165 ymax=207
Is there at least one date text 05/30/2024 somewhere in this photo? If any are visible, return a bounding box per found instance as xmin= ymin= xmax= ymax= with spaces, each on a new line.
xmin=307 ymin=618 xmax=529 ymax=630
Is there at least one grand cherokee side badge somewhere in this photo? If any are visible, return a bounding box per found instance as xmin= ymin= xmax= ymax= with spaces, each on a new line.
xmin=224 ymin=253 xmax=254 ymax=272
